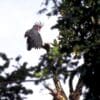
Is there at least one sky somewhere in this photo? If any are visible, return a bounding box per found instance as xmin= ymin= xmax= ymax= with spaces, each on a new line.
xmin=0 ymin=0 xmax=59 ymax=100
xmin=0 ymin=0 xmax=59 ymax=65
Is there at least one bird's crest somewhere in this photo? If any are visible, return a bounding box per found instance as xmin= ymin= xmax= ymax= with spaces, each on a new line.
xmin=34 ymin=22 xmax=43 ymax=28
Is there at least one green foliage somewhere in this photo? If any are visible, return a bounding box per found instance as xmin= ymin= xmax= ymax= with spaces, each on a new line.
xmin=35 ymin=0 xmax=100 ymax=99
xmin=0 ymin=53 xmax=33 ymax=100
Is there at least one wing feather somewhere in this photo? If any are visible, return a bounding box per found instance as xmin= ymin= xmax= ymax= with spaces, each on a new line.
xmin=25 ymin=28 xmax=43 ymax=50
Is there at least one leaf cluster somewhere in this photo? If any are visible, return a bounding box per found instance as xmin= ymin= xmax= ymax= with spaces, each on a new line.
xmin=35 ymin=0 xmax=100 ymax=99
xmin=0 ymin=53 xmax=34 ymax=100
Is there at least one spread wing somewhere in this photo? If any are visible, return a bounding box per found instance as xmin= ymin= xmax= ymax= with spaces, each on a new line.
xmin=25 ymin=29 xmax=43 ymax=50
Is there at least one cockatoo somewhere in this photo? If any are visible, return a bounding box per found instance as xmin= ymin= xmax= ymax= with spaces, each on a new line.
xmin=25 ymin=22 xmax=43 ymax=50
xmin=25 ymin=22 xmax=50 ymax=51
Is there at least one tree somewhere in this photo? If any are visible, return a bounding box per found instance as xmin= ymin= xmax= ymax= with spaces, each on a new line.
xmin=31 ymin=0 xmax=100 ymax=100
xmin=0 ymin=53 xmax=34 ymax=100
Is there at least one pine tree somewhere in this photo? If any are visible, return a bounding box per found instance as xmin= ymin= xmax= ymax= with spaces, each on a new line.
xmin=33 ymin=0 xmax=100 ymax=100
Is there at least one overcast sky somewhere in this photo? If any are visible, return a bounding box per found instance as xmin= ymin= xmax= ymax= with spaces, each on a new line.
xmin=0 ymin=0 xmax=59 ymax=65
xmin=0 ymin=0 xmax=59 ymax=100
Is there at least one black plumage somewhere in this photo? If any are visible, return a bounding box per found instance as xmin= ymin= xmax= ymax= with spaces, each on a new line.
xmin=25 ymin=23 xmax=43 ymax=50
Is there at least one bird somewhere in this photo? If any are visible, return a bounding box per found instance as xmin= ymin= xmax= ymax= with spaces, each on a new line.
xmin=24 ymin=22 xmax=50 ymax=52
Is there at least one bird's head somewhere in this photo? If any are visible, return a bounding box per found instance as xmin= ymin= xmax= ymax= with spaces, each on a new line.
xmin=33 ymin=22 xmax=43 ymax=32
